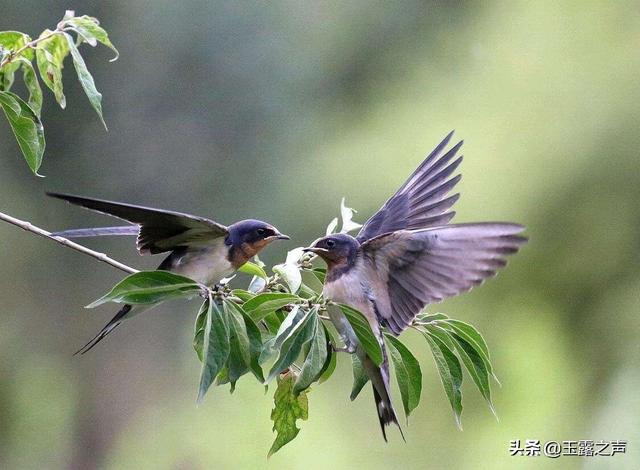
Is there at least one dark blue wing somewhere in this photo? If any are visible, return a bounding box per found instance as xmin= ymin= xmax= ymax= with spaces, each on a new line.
xmin=48 ymin=192 xmax=228 ymax=254
xmin=356 ymin=131 xmax=463 ymax=243
xmin=362 ymin=223 xmax=527 ymax=334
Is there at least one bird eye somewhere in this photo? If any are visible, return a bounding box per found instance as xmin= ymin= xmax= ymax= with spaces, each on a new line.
xmin=257 ymin=228 xmax=266 ymax=236
xmin=325 ymin=239 xmax=336 ymax=248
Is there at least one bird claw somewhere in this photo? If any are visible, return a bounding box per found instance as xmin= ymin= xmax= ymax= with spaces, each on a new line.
xmin=330 ymin=342 xmax=355 ymax=354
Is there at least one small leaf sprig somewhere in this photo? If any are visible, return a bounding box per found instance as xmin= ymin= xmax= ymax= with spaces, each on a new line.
xmin=0 ymin=10 xmax=118 ymax=174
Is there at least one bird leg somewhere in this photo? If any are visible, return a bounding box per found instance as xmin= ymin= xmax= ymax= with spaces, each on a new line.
xmin=330 ymin=341 xmax=355 ymax=354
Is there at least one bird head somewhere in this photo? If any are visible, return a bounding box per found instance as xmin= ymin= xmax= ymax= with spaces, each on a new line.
xmin=303 ymin=233 xmax=359 ymax=267
xmin=228 ymin=219 xmax=289 ymax=255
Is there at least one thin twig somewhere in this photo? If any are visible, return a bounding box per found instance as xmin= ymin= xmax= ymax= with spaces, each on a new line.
xmin=0 ymin=210 xmax=138 ymax=274
xmin=0 ymin=29 xmax=62 ymax=69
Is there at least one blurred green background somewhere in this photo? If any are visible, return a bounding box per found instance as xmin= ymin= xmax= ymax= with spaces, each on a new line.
xmin=1 ymin=1 xmax=638 ymax=469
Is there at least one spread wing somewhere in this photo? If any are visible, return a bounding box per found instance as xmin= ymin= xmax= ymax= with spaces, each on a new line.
xmin=356 ymin=131 xmax=463 ymax=243
xmin=47 ymin=192 xmax=228 ymax=254
xmin=361 ymin=223 xmax=527 ymax=334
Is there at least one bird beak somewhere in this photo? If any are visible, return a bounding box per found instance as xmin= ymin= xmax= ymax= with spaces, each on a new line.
xmin=267 ymin=232 xmax=290 ymax=241
xmin=303 ymin=246 xmax=327 ymax=254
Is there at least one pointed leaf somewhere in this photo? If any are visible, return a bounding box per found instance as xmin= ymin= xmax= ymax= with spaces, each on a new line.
xmin=64 ymin=33 xmax=106 ymax=129
xmin=441 ymin=319 xmax=497 ymax=381
xmin=17 ymin=58 xmax=42 ymax=117
xmin=86 ymin=271 xmax=201 ymax=307
xmin=0 ymin=90 xmax=45 ymax=174
xmin=350 ymin=353 xmax=369 ymax=400
xmin=225 ymin=299 xmax=264 ymax=383
xmin=317 ymin=324 xmax=337 ymax=383
xmin=268 ymin=373 xmax=308 ymax=457
xmin=446 ymin=328 xmax=496 ymax=417
xmin=35 ymin=31 xmax=68 ymax=108
xmin=238 ymin=261 xmax=268 ymax=280
xmin=242 ymin=292 xmax=298 ymax=322
xmin=266 ymin=307 xmax=316 ymax=382
xmin=230 ymin=289 xmax=255 ymax=302
xmin=385 ymin=334 xmax=422 ymax=417
xmin=66 ymin=15 xmax=119 ymax=61
xmin=224 ymin=299 xmax=252 ymax=389
xmin=197 ymin=297 xmax=230 ymax=402
xmin=422 ymin=330 xmax=463 ymax=429
xmin=415 ymin=312 xmax=449 ymax=323
xmin=293 ymin=313 xmax=328 ymax=394
xmin=336 ymin=303 xmax=383 ymax=366
xmin=303 ymin=267 xmax=326 ymax=284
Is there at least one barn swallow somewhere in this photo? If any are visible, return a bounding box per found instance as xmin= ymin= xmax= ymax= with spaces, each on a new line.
xmin=47 ymin=192 xmax=289 ymax=354
xmin=303 ymin=132 xmax=527 ymax=440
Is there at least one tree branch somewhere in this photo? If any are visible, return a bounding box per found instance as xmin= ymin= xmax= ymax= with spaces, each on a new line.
xmin=0 ymin=210 xmax=138 ymax=274
xmin=0 ymin=29 xmax=62 ymax=69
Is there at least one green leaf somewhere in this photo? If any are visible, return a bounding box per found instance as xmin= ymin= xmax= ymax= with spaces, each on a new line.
xmin=0 ymin=32 xmax=33 ymax=91
xmin=262 ymin=311 xmax=284 ymax=335
xmin=415 ymin=312 xmax=449 ymax=323
xmin=17 ymin=58 xmax=42 ymax=117
xmin=350 ymin=354 xmax=369 ymax=400
xmin=0 ymin=90 xmax=45 ymax=174
xmin=223 ymin=299 xmax=252 ymax=389
xmin=35 ymin=31 xmax=68 ymax=108
xmin=225 ymin=299 xmax=264 ymax=383
xmin=193 ymin=300 xmax=208 ymax=362
xmin=0 ymin=32 xmax=33 ymax=59
xmin=268 ymin=373 xmax=308 ymax=457
xmin=86 ymin=270 xmax=201 ymax=307
xmin=385 ymin=334 xmax=422 ymax=418
xmin=230 ymin=289 xmax=255 ymax=302
xmin=422 ymin=330 xmax=463 ymax=430
xmin=266 ymin=306 xmax=316 ymax=382
xmin=303 ymin=267 xmax=326 ymax=284
xmin=336 ymin=303 xmax=383 ymax=366
xmin=441 ymin=319 xmax=497 ymax=381
xmin=242 ymin=292 xmax=298 ymax=322
xmin=238 ymin=261 xmax=268 ymax=280
xmin=65 ymin=15 xmax=119 ymax=61
xmin=317 ymin=324 xmax=337 ymax=383
xmin=447 ymin=328 xmax=496 ymax=417
xmin=196 ymin=297 xmax=230 ymax=403
xmin=293 ymin=313 xmax=328 ymax=394
xmin=64 ymin=32 xmax=106 ymax=129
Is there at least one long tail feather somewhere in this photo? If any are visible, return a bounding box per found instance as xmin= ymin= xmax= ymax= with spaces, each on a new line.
xmin=52 ymin=226 xmax=139 ymax=238
xmin=74 ymin=305 xmax=132 ymax=355
xmin=362 ymin=351 xmax=405 ymax=442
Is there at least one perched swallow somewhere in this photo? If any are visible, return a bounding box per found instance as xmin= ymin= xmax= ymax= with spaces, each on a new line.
xmin=304 ymin=132 xmax=527 ymax=440
xmin=47 ymin=192 xmax=289 ymax=354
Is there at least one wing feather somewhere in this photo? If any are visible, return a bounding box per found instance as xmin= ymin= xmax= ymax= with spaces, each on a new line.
xmin=362 ymin=223 xmax=527 ymax=334
xmin=356 ymin=132 xmax=463 ymax=242
xmin=47 ymin=192 xmax=228 ymax=254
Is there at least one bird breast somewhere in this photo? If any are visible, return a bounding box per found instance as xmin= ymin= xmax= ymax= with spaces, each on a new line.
xmin=170 ymin=238 xmax=234 ymax=286
xmin=323 ymin=264 xmax=381 ymax=351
